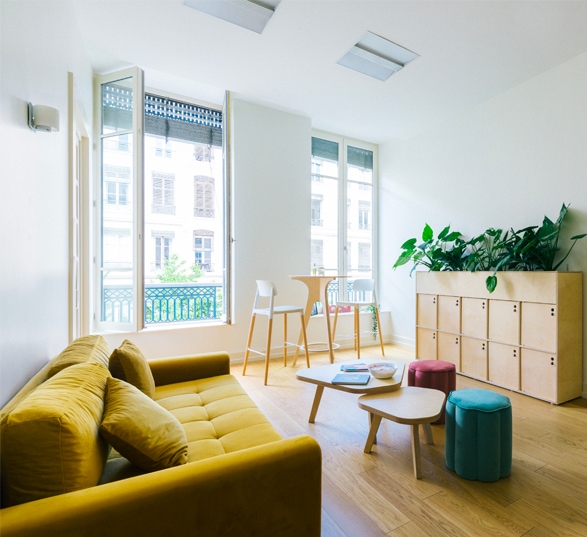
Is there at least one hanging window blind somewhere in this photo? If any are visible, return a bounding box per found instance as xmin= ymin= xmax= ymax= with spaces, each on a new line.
xmin=311 ymin=137 xmax=339 ymax=162
xmin=311 ymin=137 xmax=373 ymax=170
xmin=347 ymin=145 xmax=373 ymax=170
xmin=102 ymin=83 xmax=222 ymax=146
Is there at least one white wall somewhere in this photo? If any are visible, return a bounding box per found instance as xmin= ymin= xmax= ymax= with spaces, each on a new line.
xmin=0 ymin=0 xmax=94 ymax=406
xmin=379 ymin=50 xmax=587 ymax=396
xmin=0 ymin=0 xmax=351 ymax=405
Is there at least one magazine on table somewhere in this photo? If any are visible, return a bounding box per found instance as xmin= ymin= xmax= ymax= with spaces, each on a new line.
xmin=331 ymin=373 xmax=371 ymax=385
xmin=339 ymin=363 xmax=369 ymax=372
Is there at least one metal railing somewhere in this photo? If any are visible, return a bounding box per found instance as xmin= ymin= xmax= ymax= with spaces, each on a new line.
xmin=102 ymin=283 xmax=222 ymax=324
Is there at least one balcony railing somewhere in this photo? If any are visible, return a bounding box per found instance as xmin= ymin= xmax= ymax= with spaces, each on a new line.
xmin=103 ymin=283 xmax=222 ymax=324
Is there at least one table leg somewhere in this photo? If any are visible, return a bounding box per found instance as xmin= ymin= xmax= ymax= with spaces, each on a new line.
xmin=363 ymin=414 xmax=383 ymax=453
xmin=322 ymin=283 xmax=335 ymax=363
xmin=294 ymin=294 xmax=316 ymax=364
xmin=410 ymin=424 xmax=422 ymax=479
xmin=423 ymin=423 xmax=434 ymax=445
xmin=308 ymin=385 xmax=325 ymax=424
xmin=367 ymin=411 xmax=377 ymax=445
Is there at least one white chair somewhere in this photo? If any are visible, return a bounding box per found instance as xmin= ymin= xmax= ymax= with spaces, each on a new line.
xmin=242 ymin=280 xmax=310 ymax=385
xmin=332 ymin=278 xmax=384 ymax=359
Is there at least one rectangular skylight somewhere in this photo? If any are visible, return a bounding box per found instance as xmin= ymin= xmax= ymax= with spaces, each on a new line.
xmin=183 ymin=0 xmax=280 ymax=34
xmin=337 ymin=32 xmax=419 ymax=81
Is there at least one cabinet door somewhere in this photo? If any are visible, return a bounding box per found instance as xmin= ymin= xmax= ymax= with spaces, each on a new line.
xmin=521 ymin=303 xmax=557 ymax=353
xmin=417 ymin=294 xmax=437 ymax=328
xmin=438 ymin=296 xmax=461 ymax=333
xmin=416 ymin=328 xmax=437 ymax=360
xmin=488 ymin=342 xmax=519 ymax=390
xmin=489 ymin=300 xmax=520 ymax=345
xmin=461 ymin=337 xmax=487 ymax=380
xmin=438 ymin=332 xmax=460 ymax=372
xmin=521 ymin=348 xmax=557 ymax=402
xmin=461 ymin=298 xmax=488 ymax=338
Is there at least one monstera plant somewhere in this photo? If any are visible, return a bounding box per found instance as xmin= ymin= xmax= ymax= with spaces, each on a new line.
xmin=393 ymin=203 xmax=586 ymax=292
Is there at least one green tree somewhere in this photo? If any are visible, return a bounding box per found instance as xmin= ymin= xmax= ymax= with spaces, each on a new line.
xmin=157 ymin=254 xmax=203 ymax=283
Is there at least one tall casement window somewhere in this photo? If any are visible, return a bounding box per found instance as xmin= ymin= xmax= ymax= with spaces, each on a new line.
xmin=96 ymin=67 xmax=228 ymax=330
xmin=310 ymin=133 xmax=377 ymax=280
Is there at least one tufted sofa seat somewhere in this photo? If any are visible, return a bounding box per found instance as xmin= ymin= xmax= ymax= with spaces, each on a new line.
xmin=0 ymin=338 xmax=322 ymax=537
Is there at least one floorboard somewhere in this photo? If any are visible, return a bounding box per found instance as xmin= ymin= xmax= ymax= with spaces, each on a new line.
xmin=237 ymin=344 xmax=587 ymax=537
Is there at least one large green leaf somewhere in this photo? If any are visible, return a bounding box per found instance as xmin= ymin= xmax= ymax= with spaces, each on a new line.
xmin=422 ymin=223 xmax=434 ymax=242
xmin=486 ymin=275 xmax=498 ymax=293
xmin=399 ymin=238 xmax=417 ymax=250
xmin=437 ymin=225 xmax=450 ymax=240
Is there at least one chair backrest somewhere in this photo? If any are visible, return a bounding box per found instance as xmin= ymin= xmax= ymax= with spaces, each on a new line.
xmin=256 ymin=280 xmax=277 ymax=298
xmin=352 ymin=279 xmax=375 ymax=292
xmin=253 ymin=280 xmax=277 ymax=318
xmin=350 ymin=278 xmax=377 ymax=303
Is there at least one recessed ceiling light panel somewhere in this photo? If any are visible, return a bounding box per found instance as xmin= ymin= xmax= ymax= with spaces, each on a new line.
xmin=183 ymin=0 xmax=280 ymax=34
xmin=337 ymin=32 xmax=419 ymax=81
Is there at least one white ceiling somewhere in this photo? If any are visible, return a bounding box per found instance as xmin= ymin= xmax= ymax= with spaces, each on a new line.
xmin=73 ymin=0 xmax=587 ymax=144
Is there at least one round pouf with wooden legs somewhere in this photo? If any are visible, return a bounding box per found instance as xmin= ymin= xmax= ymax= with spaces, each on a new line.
xmin=445 ymin=388 xmax=512 ymax=482
xmin=407 ymin=360 xmax=456 ymax=424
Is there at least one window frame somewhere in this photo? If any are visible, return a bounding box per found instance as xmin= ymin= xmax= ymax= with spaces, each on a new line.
xmin=311 ymin=130 xmax=378 ymax=283
xmin=93 ymin=68 xmax=231 ymax=333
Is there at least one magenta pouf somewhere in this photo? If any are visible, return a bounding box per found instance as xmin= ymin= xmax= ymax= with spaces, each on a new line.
xmin=408 ymin=360 xmax=456 ymax=424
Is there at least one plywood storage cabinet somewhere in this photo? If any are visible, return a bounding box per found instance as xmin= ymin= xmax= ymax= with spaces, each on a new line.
xmin=415 ymin=271 xmax=583 ymax=404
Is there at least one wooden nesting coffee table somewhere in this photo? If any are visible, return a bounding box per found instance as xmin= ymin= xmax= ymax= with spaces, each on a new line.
xmin=358 ymin=387 xmax=446 ymax=479
xmin=296 ymin=360 xmax=405 ymax=423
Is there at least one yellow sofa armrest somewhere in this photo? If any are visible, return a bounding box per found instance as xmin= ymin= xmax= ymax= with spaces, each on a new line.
xmin=148 ymin=352 xmax=231 ymax=386
xmin=0 ymin=435 xmax=321 ymax=537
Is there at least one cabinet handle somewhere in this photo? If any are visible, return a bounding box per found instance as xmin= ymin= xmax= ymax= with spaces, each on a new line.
xmin=455 ymin=299 xmax=459 ymax=307
xmin=482 ymin=301 xmax=486 ymax=309
xmin=513 ymin=349 xmax=517 ymax=358
xmin=513 ymin=304 xmax=517 ymax=313
xmin=433 ymin=297 xmax=436 ymax=304
xmin=481 ymin=343 xmax=486 ymax=350
xmin=432 ymin=333 xmax=436 ymax=340
xmin=551 ymin=308 xmax=555 ymax=317
xmin=455 ymin=337 xmax=459 ymax=345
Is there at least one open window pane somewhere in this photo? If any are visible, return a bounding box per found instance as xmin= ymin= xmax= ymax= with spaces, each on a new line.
xmin=311 ymin=138 xmax=339 ymax=273
xmin=100 ymin=72 xmax=141 ymax=327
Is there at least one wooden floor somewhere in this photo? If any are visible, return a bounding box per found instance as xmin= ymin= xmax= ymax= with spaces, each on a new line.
xmin=237 ymin=344 xmax=587 ymax=537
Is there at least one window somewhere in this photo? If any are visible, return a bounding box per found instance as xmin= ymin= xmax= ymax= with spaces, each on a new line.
xmin=153 ymin=233 xmax=173 ymax=270
xmin=311 ymin=239 xmax=324 ymax=269
xmin=310 ymin=133 xmax=376 ymax=279
xmin=104 ymin=165 xmax=130 ymax=205
xmin=358 ymin=200 xmax=370 ymax=230
xmin=96 ymin=67 xmax=228 ymax=330
xmin=152 ymin=172 xmax=175 ymax=214
xmin=155 ymin=138 xmax=172 ymax=158
xmin=194 ymin=176 xmax=215 ymax=217
xmin=194 ymin=232 xmax=213 ymax=271
xmin=311 ymin=195 xmax=323 ymax=226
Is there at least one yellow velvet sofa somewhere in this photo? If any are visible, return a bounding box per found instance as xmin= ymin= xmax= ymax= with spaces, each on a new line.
xmin=0 ymin=336 xmax=322 ymax=537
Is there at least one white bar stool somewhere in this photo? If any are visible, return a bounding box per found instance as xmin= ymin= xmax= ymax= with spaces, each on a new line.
xmin=243 ymin=280 xmax=310 ymax=385
xmin=332 ymin=278 xmax=384 ymax=359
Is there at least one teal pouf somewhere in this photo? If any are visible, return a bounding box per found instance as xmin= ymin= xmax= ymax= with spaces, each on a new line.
xmin=445 ymin=388 xmax=512 ymax=482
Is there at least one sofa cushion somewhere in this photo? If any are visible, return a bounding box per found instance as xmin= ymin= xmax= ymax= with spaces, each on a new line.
xmin=155 ymin=374 xmax=282 ymax=462
xmin=1 ymin=362 xmax=111 ymax=507
xmin=109 ymin=340 xmax=155 ymax=398
xmin=100 ymin=377 xmax=188 ymax=471
xmin=47 ymin=334 xmax=111 ymax=378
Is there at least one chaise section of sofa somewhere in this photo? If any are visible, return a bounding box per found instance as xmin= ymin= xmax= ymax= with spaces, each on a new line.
xmin=0 ymin=338 xmax=322 ymax=537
